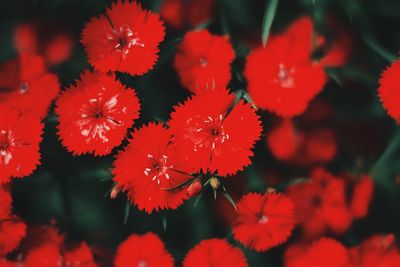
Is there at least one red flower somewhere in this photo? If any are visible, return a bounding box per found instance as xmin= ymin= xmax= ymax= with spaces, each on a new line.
xmin=174 ymin=30 xmax=235 ymax=92
xmin=168 ymin=87 xmax=262 ymax=176
xmin=0 ymin=259 xmax=15 ymax=267
xmin=81 ymin=1 xmax=165 ymax=75
xmin=232 ymin=192 xmax=295 ymax=252
xmin=0 ymin=105 xmax=43 ymax=183
xmin=0 ymin=186 xmax=26 ymax=257
xmin=22 ymin=225 xmax=97 ymax=267
xmin=13 ymin=24 xmax=38 ymax=54
xmin=160 ymin=0 xmax=214 ymax=29
xmin=285 ymin=238 xmax=351 ymax=267
xmin=183 ymin=239 xmax=248 ymax=267
xmin=114 ymin=232 xmax=174 ymax=267
xmin=267 ymin=119 xmax=303 ymax=160
xmin=14 ymin=23 xmax=73 ymax=66
xmin=56 ymin=71 xmax=140 ymax=156
xmin=24 ymin=243 xmax=62 ymax=267
xmin=0 ymin=54 xmax=60 ymax=118
xmin=0 ymin=186 xmax=12 ymax=219
xmin=44 ymin=34 xmax=74 ymax=66
xmin=378 ymin=59 xmax=400 ymax=123
xmin=267 ymin=118 xmax=337 ymax=166
xmin=63 ymin=242 xmax=98 ymax=267
xmin=350 ymin=175 xmax=374 ymax=219
xmin=349 ymin=234 xmax=400 ymax=267
xmin=113 ymin=123 xmax=194 ymax=213
xmin=286 ymin=168 xmax=352 ymax=238
xmin=0 ymin=218 xmax=26 ymax=256
xmin=245 ymin=17 xmax=327 ymax=117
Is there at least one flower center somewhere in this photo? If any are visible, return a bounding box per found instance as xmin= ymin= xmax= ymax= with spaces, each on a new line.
xmin=110 ymin=25 xmax=145 ymax=58
xmin=276 ymin=63 xmax=295 ymax=89
xmin=19 ymin=82 xmax=29 ymax=94
xmin=191 ymin=114 xmax=230 ymax=152
xmin=258 ymin=215 xmax=269 ymax=224
xmin=199 ymin=57 xmax=208 ymax=67
xmin=312 ymin=196 xmax=322 ymax=207
xmin=144 ymin=154 xmax=173 ymax=185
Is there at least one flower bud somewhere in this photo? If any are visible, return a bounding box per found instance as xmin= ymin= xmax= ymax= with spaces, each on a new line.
xmin=210 ymin=177 xmax=221 ymax=190
xmin=186 ymin=179 xmax=203 ymax=198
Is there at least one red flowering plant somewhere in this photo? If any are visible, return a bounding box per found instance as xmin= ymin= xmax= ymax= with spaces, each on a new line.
xmin=1 ymin=0 xmax=400 ymax=266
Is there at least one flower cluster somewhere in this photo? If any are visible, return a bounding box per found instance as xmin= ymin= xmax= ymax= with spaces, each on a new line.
xmin=286 ymin=168 xmax=374 ymax=238
xmin=1 ymin=0 xmax=399 ymax=266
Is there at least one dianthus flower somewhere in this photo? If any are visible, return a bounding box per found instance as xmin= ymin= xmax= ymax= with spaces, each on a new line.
xmin=0 ymin=105 xmax=43 ymax=183
xmin=348 ymin=234 xmax=400 ymax=267
xmin=232 ymin=192 xmax=295 ymax=252
xmin=22 ymin=225 xmax=98 ymax=267
xmin=81 ymin=0 xmax=165 ymax=75
xmin=114 ymin=232 xmax=174 ymax=267
xmin=168 ymin=87 xmax=262 ymax=176
xmin=0 ymin=54 xmax=60 ymax=118
xmin=160 ymin=0 xmax=214 ymax=29
xmin=287 ymin=168 xmax=373 ymax=238
xmin=286 ymin=169 xmax=351 ymax=237
xmin=244 ymin=17 xmax=327 ymax=117
xmin=378 ymin=59 xmax=400 ymax=123
xmin=284 ymin=238 xmax=352 ymax=267
xmin=56 ymin=71 xmax=140 ymax=156
xmin=14 ymin=23 xmax=73 ymax=66
xmin=174 ymin=30 xmax=235 ymax=92
xmin=0 ymin=186 xmax=26 ymax=257
xmin=113 ymin=123 xmax=194 ymax=213
xmin=183 ymin=239 xmax=248 ymax=267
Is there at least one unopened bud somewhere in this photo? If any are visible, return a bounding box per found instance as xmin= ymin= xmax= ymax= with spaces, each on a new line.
xmin=266 ymin=187 xmax=276 ymax=193
xmin=186 ymin=179 xmax=203 ymax=198
xmin=111 ymin=185 xmax=122 ymax=199
xmin=210 ymin=177 xmax=221 ymax=190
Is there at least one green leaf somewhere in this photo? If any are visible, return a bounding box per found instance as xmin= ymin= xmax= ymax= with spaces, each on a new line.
xmin=161 ymin=177 xmax=196 ymax=191
xmin=123 ymin=201 xmax=131 ymax=225
xmin=222 ymin=192 xmax=237 ymax=210
xmin=261 ymin=0 xmax=279 ymax=46
xmin=363 ymin=36 xmax=397 ymax=63
xmin=193 ymin=193 xmax=203 ymax=207
xmin=162 ymin=215 xmax=167 ymax=231
xmin=370 ymin=128 xmax=400 ymax=194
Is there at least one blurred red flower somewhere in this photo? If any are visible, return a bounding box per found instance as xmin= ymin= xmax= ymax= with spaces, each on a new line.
xmin=0 ymin=105 xmax=43 ymax=184
xmin=183 ymin=238 xmax=248 ymax=267
xmin=0 ymin=54 xmax=60 ymax=118
xmin=0 ymin=186 xmax=26 ymax=257
xmin=160 ymin=0 xmax=214 ymax=29
xmin=350 ymin=175 xmax=374 ymax=219
xmin=174 ymin=29 xmax=235 ymax=92
xmin=56 ymin=71 xmax=140 ymax=156
xmin=267 ymin=119 xmax=337 ymax=165
xmin=113 ymin=123 xmax=194 ymax=213
xmin=14 ymin=23 xmax=74 ymax=66
xmin=349 ymin=234 xmax=400 ymax=267
xmin=169 ymin=87 xmax=262 ymax=176
xmin=114 ymin=232 xmax=174 ymax=267
xmin=287 ymin=168 xmax=351 ymax=237
xmin=284 ymin=238 xmax=352 ymax=267
xmin=287 ymin=168 xmax=373 ymax=238
xmin=232 ymin=192 xmax=295 ymax=252
xmin=245 ymin=17 xmax=327 ymax=117
xmin=22 ymin=225 xmax=97 ymax=267
xmin=81 ymin=1 xmax=165 ymax=75
xmin=378 ymin=59 xmax=400 ymax=123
